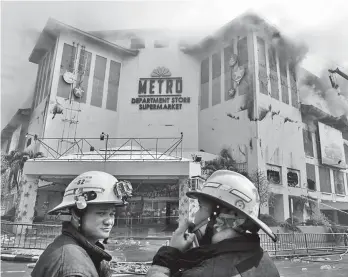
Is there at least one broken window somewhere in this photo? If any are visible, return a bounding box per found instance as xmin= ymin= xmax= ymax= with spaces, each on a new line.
xmin=26 ymin=138 xmax=32 ymax=147
xmin=303 ymin=129 xmax=314 ymax=157
xmin=306 ymin=163 xmax=316 ymax=191
xmin=267 ymin=165 xmax=281 ymax=184
xmin=287 ymin=169 xmax=300 ymax=187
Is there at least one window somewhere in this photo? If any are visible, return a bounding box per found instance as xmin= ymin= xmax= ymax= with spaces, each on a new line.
xmin=201 ymin=58 xmax=209 ymax=84
xmin=154 ymin=40 xmax=169 ymax=48
xmin=268 ymin=46 xmax=279 ymax=100
xmin=33 ymin=62 xmax=43 ymax=108
xmin=333 ymin=170 xmax=345 ymax=195
xmin=237 ymin=37 xmax=248 ymax=66
xmin=267 ymin=165 xmax=281 ymax=184
xmin=257 ymin=37 xmax=266 ymax=68
xmin=279 ymin=58 xmax=289 ymax=104
xmin=131 ymin=38 xmax=145 ymax=49
xmin=57 ymin=43 xmax=75 ymax=99
xmin=315 ymin=129 xmax=322 ymax=160
xmin=306 ymin=163 xmax=316 ymax=191
xmin=37 ymin=55 xmax=48 ymax=105
xmin=224 ymin=44 xmax=234 ymax=101
xmin=237 ymin=37 xmax=250 ymax=96
xmin=43 ymin=51 xmax=53 ymax=101
xmin=212 ymin=52 xmax=221 ymax=106
xmin=106 ymin=60 xmax=121 ymax=111
xmin=91 ymin=55 xmax=107 ymax=108
xmin=268 ymin=47 xmax=277 ymax=71
xmin=200 ymin=58 xmax=209 ymax=110
xmin=303 ymin=129 xmax=314 ymax=157
xmin=224 ymin=44 xmax=234 ymax=73
xmin=287 ymin=169 xmax=300 ymax=187
xmin=26 ymin=138 xmax=32 ymax=147
xmin=289 ymin=64 xmax=298 ymax=108
xmin=77 ymin=49 xmax=92 ymax=104
xmin=319 ymin=166 xmax=331 ymax=193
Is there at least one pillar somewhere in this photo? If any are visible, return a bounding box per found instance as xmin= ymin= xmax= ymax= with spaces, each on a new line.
xmin=178 ymin=178 xmax=199 ymax=222
xmin=283 ymin=193 xmax=290 ymax=220
xmin=14 ymin=174 xmax=39 ymax=234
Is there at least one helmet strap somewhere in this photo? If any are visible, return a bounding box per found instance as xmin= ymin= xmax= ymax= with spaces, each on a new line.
xmin=71 ymin=207 xmax=86 ymax=233
xmin=199 ymin=205 xmax=221 ymax=245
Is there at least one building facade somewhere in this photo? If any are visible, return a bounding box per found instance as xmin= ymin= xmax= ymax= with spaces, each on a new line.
xmin=2 ymin=13 xmax=348 ymax=227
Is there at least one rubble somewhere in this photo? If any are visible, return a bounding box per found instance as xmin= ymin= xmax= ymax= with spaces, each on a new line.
xmin=320 ymin=265 xmax=332 ymax=270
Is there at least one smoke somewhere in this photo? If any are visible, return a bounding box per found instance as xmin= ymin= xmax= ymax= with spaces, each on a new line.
xmin=298 ymin=70 xmax=348 ymax=120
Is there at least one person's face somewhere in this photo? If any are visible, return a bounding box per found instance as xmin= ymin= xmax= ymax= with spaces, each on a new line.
xmin=81 ymin=204 xmax=116 ymax=242
xmin=193 ymin=198 xmax=214 ymax=234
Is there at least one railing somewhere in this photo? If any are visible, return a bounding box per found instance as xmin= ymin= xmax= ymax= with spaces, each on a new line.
xmin=2 ymin=220 xmax=347 ymax=256
xmin=26 ymin=134 xmax=184 ymax=161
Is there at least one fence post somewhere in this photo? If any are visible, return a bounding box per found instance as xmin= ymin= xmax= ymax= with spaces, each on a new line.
xmin=274 ymin=236 xmax=277 ymax=257
xmin=304 ymin=233 xmax=308 ymax=254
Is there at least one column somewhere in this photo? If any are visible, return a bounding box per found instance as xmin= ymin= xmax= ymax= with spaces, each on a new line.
xmin=178 ymin=178 xmax=199 ymax=222
xmin=14 ymin=174 xmax=39 ymax=234
xmin=283 ymin=193 xmax=290 ymax=220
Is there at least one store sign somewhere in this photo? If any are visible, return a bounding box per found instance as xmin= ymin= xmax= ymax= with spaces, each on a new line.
xmin=131 ymin=66 xmax=191 ymax=110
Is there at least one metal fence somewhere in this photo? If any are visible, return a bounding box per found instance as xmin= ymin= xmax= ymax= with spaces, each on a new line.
xmin=26 ymin=135 xmax=184 ymax=161
xmin=1 ymin=220 xmax=347 ymax=256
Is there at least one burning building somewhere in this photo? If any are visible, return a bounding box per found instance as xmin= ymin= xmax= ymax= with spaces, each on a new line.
xmin=1 ymin=12 xmax=347 ymax=229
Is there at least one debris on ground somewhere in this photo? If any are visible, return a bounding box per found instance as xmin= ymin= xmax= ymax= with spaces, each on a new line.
xmin=320 ymin=265 xmax=332 ymax=270
xmin=110 ymin=262 xmax=151 ymax=275
xmin=301 ymin=268 xmax=307 ymax=271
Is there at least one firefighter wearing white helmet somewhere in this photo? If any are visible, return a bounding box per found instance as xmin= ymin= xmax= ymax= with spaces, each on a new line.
xmin=147 ymin=170 xmax=280 ymax=277
xmin=31 ymin=171 xmax=132 ymax=277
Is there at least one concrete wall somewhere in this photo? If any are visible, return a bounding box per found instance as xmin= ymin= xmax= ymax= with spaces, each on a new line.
xmin=197 ymin=31 xmax=258 ymax=172
xmin=117 ymin=47 xmax=200 ymax=152
xmin=37 ymin=30 xmax=200 ymax=154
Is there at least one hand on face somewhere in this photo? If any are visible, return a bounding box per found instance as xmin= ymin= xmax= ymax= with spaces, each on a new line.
xmin=169 ymin=219 xmax=196 ymax=252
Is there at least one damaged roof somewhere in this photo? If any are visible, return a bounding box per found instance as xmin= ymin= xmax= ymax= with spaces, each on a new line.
xmin=301 ymin=104 xmax=348 ymax=132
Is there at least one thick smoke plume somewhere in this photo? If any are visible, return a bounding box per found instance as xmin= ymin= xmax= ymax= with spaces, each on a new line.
xmin=298 ymin=70 xmax=348 ymax=119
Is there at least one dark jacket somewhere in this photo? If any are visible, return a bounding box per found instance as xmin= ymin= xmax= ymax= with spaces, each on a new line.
xmin=147 ymin=234 xmax=279 ymax=277
xmin=31 ymin=222 xmax=112 ymax=277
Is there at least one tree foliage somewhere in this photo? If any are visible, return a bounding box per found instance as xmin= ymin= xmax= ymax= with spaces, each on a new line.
xmin=1 ymin=150 xmax=44 ymax=194
xmin=202 ymin=148 xmax=274 ymax=208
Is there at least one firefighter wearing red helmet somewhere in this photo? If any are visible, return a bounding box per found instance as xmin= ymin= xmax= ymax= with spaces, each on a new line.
xmin=147 ymin=170 xmax=280 ymax=277
xmin=31 ymin=171 xmax=132 ymax=277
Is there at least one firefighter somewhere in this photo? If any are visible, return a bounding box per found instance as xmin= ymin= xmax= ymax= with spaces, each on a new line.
xmin=147 ymin=170 xmax=280 ymax=277
xmin=31 ymin=171 xmax=132 ymax=277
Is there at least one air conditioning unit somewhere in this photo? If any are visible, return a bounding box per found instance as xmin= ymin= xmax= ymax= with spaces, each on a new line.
xmin=188 ymin=176 xmax=206 ymax=191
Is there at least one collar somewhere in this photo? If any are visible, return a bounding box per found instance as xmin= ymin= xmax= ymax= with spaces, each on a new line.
xmin=62 ymin=221 xmax=112 ymax=263
xmin=178 ymin=233 xmax=261 ymax=269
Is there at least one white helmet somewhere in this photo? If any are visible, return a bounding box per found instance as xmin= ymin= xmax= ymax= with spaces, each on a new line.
xmin=187 ymin=170 xmax=277 ymax=242
xmin=48 ymin=171 xmax=132 ymax=215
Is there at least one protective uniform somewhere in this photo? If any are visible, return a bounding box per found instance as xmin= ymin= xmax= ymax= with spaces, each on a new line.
xmin=147 ymin=170 xmax=280 ymax=277
xmin=31 ymin=171 xmax=132 ymax=277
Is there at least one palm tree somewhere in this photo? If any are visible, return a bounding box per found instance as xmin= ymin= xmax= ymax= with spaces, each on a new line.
xmin=202 ymin=148 xmax=241 ymax=177
xmin=202 ymin=148 xmax=273 ymax=208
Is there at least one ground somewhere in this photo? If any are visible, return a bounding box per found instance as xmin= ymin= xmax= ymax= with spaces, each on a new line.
xmin=2 ymin=254 xmax=348 ymax=277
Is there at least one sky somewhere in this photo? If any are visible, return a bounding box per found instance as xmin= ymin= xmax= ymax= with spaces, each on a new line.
xmin=1 ymin=0 xmax=348 ymax=128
